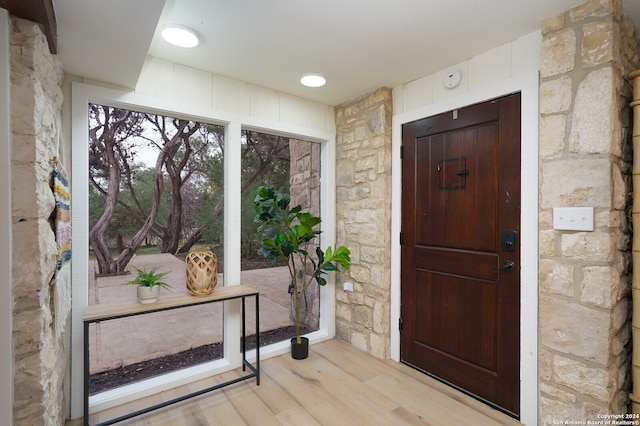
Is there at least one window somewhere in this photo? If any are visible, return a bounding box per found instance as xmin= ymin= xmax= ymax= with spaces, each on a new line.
xmin=240 ymin=132 xmax=322 ymax=349
xmin=70 ymin=83 xmax=337 ymax=418
xmin=86 ymin=104 xmax=226 ymax=394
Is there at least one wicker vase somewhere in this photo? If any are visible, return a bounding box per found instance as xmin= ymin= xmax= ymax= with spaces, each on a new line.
xmin=185 ymin=248 xmax=217 ymax=296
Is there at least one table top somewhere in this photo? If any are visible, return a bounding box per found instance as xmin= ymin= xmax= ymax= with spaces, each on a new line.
xmin=83 ymin=284 xmax=259 ymax=322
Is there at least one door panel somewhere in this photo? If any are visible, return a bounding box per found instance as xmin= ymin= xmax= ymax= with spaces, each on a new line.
xmin=415 ymin=246 xmax=498 ymax=282
xmin=416 ymin=125 xmax=498 ymax=250
xmin=400 ymin=93 xmax=521 ymax=417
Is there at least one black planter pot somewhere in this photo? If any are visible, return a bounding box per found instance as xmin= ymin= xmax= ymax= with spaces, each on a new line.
xmin=290 ymin=336 xmax=309 ymax=360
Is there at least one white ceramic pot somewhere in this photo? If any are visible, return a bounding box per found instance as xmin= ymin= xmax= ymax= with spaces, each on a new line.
xmin=137 ymin=286 xmax=160 ymax=304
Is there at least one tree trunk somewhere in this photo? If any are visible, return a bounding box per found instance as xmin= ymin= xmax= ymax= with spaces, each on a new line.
xmin=177 ymin=224 xmax=206 ymax=253
xmin=160 ymin=172 xmax=184 ymax=254
xmin=114 ymin=143 xmax=170 ymax=269
xmin=90 ymin=138 xmax=121 ymax=275
xmin=151 ymin=119 xmax=199 ymax=254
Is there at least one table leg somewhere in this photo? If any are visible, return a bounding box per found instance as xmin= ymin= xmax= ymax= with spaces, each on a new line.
xmin=241 ymin=296 xmax=246 ymax=371
xmin=255 ymin=294 xmax=260 ymax=385
xmin=84 ymin=321 xmax=90 ymax=426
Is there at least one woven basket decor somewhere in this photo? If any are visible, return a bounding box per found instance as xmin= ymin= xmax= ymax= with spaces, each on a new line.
xmin=185 ymin=248 xmax=217 ymax=296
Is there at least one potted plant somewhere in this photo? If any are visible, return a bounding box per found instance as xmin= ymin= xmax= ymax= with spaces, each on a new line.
xmin=126 ymin=266 xmax=172 ymax=304
xmin=254 ymin=185 xmax=351 ymax=359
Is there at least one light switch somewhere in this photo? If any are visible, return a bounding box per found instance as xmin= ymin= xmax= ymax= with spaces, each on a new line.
xmin=553 ymin=207 xmax=594 ymax=231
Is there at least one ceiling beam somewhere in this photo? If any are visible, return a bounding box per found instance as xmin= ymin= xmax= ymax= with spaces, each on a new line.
xmin=0 ymin=0 xmax=57 ymax=53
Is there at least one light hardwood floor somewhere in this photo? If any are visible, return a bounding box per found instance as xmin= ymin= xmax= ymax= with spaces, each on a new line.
xmin=73 ymin=339 xmax=523 ymax=426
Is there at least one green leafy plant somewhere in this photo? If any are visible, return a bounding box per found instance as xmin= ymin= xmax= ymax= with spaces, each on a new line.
xmin=125 ymin=266 xmax=172 ymax=290
xmin=254 ymin=185 xmax=351 ymax=344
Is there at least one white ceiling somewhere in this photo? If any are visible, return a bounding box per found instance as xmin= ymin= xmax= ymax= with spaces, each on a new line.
xmin=53 ymin=0 xmax=640 ymax=106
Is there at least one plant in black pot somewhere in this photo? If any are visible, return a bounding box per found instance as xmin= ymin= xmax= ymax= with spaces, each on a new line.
xmin=254 ymin=185 xmax=351 ymax=359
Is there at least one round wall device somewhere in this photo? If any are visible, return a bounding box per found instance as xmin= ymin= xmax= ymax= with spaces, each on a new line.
xmin=443 ymin=70 xmax=463 ymax=89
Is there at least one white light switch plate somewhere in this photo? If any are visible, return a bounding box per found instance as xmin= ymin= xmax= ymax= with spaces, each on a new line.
xmin=553 ymin=207 xmax=594 ymax=231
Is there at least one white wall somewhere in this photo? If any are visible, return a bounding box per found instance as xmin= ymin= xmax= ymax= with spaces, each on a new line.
xmin=0 ymin=8 xmax=13 ymax=426
xmin=136 ymin=56 xmax=336 ymax=135
xmin=390 ymin=31 xmax=541 ymax=426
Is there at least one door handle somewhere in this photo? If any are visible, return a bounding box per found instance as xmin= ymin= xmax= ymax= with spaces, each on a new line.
xmin=501 ymin=261 xmax=515 ymax=272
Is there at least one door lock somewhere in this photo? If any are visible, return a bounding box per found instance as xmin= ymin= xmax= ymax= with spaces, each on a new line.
xmin=501 ymin=230 xmax=516 ymax=252
xmin=501 ymin=261 xmax=515 ymax=272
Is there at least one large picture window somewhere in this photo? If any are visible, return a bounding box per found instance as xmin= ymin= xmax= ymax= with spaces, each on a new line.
xmin=70 ymin=83 xmax=336 ymax=417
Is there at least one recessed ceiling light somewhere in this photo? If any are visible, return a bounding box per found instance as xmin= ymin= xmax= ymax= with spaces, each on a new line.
xmin=161 ymin=24 xmax=199 ymax=48
xmin=300 ymin=73 xmax=326 ymax=87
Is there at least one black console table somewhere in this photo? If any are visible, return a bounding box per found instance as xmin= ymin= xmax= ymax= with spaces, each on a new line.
xmin=83 ymin=285 xmax=260 ymax=426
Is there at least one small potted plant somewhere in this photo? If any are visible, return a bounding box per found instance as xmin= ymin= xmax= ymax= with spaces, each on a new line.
xmin=254 ymin=185 xmax=351 ymax=359
xmin=126 ymin=266 xmax=172 ymax=304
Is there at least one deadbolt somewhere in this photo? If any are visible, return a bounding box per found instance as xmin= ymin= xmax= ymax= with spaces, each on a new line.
xmin=501 ymin=230 xmax=516 ymax=252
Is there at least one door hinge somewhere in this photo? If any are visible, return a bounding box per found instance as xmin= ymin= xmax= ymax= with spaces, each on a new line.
xmin=399 ymin=317 xmax=403 ymax=331
xmin=399 ymin=232 xmax=403 ymax=245
xmin=400 ymin=145 xmax=404 ymax=159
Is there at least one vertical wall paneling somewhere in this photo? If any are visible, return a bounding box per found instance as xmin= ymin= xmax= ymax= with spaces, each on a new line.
xmin=278 ymin=93 xmax=305 ymax=126
xmin=468 ymin=44 xmax=512 ymax=90
xmin=176 ymin=64 xmax=213 ymax=109
xmin=135 ymin=57 xmax=176 ymax=100
xmin=248 ymin=85 xmax=279 ymax=122
xmin=403 ymin=75 xmax=434 ymax=113
xmin=212 ymin=74 xmax=247 ymax=116
xmin=512 ymin=31 xmax=542 ymax=78
xmin=135 ymin=57 xmax=335 ymax=134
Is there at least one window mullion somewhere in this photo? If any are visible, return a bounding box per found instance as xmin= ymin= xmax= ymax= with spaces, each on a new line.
xmin=223 ymin=121 xmax=243 ymax=364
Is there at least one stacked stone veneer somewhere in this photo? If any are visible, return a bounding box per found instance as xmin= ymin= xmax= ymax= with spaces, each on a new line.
xmin=538 ymin=0 xmax=639 ymax=422
xmin=334 ymin=88 xmax=392 ymax=358
xmin=10 ymin=17 xmax=68 ymax=425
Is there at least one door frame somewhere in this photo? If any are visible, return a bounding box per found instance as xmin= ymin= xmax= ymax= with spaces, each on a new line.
xmin=390 ymin=71 xmax=539 ymax=425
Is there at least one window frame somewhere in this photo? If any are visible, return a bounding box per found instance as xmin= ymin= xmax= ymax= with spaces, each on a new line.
xmin=0 ymin=10 xmax=12 ymax=425
xmin=70 ymin=82 xmax=337 ymax=418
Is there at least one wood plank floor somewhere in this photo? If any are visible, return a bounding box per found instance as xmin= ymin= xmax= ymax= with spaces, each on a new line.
xmin=72 ymin=339 xmax=523 ymax=426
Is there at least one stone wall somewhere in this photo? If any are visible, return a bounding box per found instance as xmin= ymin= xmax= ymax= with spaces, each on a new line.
xmin=538 ymin=0 xmax=639 ymax=422
xmin=10 ymin=16 xmax=68 ymax=425
xmin=334 ymin=88 xmax=392 ymax=358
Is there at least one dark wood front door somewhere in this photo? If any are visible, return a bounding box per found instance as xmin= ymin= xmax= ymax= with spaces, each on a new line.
xmin=400 ymin=93 xmax=521 ymax=417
